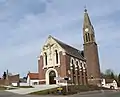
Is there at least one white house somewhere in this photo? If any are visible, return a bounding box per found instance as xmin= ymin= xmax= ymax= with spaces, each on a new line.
xmin=27 ymin=73 xmax=39 ymax=86
xmin=101 ymin=78 xmax=118 ymax=89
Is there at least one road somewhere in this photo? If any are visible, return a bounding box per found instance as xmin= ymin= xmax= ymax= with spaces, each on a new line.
xmin=0 ymin=90 xmax=120 ymax=97
xmin=70 ymin=90 xmax=120 ymax=97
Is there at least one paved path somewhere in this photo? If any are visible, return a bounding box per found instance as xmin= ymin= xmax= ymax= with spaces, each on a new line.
xmin=70 ymin=90 xmax=120 ymax=97
xmin=5 ymin=85 xmax=58 ymax=94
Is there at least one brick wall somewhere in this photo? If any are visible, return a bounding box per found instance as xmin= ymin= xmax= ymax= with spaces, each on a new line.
xmin=39 ymin=55 xmax=45 ymax=80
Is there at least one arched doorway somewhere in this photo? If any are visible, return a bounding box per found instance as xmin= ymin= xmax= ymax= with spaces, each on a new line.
xmin=49 ymin=71 xmax=56 ymax=84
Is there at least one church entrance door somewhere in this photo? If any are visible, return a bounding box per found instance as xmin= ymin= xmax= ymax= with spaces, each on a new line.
xmin=49 ymin=71 xmax=56 ymax=84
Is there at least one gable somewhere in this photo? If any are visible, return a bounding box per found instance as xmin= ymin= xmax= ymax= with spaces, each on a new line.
xmin=40 ymin=35 xmax=65 ymax=55
xmin=40 ymin=35 xmax=85 ymax=60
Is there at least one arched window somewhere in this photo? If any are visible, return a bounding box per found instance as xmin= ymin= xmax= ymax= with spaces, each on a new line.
xmin=84 ymin=64 xmax=86 ymax=69
xmin=71 ymin=59 xmax=75 ymax=74
xmin=91 ymin=34 xmax=93 ymax=41
xmin=88 ymin=33 xmax=90 ymax=42
xmin=91 ymin=34 xmax=95 ymax=42
xmin=55 ymin=50 xmax=58 ymax=64
xmin=76 ymin=61 xmax=78 ymax=66
xmin=85 ymin=34 xmax=88 ymax=42
xmin=73 ymin=65 xmax=75 ymax=74
xmin=80 ymin=62 xmax=82 ymax=69
xmin=76 ymin=61 xmax=79 ymax=75
xmin=44 ymin=52 xmax=47 ymax=65
xmin=72 ymin=59 xmax=74 ymax=65
xmin=84 ymin=35 xmax=86 ymax=42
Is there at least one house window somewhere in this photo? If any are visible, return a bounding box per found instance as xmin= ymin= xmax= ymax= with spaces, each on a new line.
xmin=33 ymin=82 xmax=37 ymax=85
xmin=44 ymin=52 xmax=47 ymax=65
xmin=55 ymin=50 xmax=58 ymax=64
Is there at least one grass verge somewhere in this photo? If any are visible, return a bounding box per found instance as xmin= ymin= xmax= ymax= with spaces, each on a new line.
xmin=0 ymin=86 xmax=7 ymax=90
xmin=30 ymin=85 xmax=110 ymax=95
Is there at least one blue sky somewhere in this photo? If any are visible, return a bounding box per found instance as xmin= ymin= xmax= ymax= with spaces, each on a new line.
xmin=0 ymin=0 xmax=120 ymax=77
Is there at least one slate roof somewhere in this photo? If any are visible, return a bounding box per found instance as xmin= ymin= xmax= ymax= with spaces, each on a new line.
xmin=52 ymin=36 xmax=85 ymax=61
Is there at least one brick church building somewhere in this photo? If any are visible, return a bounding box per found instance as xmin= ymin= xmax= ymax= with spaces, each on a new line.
xmin=38 ymin=9 xmax=101 ymax=86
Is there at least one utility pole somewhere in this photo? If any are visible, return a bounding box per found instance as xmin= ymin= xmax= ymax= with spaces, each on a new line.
xmin=6 ymin=69 xmax=9 ymax=85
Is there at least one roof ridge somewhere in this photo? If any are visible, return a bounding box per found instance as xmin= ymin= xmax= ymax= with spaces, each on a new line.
xmin=51 ymin=36 xmax=85 ymax=60
xmin=52 ymin=36 xmax=81 ymax=51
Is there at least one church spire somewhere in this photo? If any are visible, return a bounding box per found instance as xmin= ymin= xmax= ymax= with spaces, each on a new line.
xmin=83 ymin=8 xmax=92 ymax=27
xmin=83 ymin=8 xmax=96 ymax=44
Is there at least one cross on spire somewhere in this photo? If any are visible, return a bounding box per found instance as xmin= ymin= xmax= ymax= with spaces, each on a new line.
xmin=84 ymin=6 xmax=87 ymax=12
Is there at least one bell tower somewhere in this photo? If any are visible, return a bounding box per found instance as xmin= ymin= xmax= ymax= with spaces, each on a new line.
xmin=83 ymin=9 xmax=101 ymax=86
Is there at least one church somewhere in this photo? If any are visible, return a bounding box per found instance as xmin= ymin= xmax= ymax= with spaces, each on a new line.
xmin=37 ymin=9 xmax=101 ymax=86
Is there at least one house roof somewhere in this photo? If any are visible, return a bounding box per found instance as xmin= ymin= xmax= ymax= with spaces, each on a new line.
xmin=28 ymin=73 xmax=39 ymax=80
xmin=52 ymin=36 xmax=85 ymax=61
xmin=8 ymin=74 xmax=20 ymax=83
